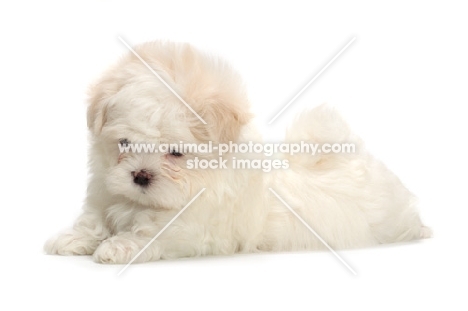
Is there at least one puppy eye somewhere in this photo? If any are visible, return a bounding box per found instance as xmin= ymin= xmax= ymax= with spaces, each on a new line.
xmin=119 ymin=138 xmax=130 ymax=147
xmin=170 ymin=150 xmax=183 ymax=157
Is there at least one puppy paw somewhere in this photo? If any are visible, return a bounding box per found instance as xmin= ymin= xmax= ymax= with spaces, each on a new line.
xmin=44 ymin=232 xmax=100 ymax=255
xmin=420 ymin=226 xmax=433 ymax=239
xmin=93 ymin=236 xmax=152 ymax=264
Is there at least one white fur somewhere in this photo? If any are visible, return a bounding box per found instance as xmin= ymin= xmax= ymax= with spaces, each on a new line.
xmin=44 ymin=41 xmax=431 ymax=264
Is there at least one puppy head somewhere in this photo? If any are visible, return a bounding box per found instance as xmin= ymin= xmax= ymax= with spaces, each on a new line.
xmin=87 ymin=41 xmax=252 ymax=208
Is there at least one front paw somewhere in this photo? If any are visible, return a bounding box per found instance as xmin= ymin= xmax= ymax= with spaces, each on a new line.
xmin=44 ymin=231 xmax=100 ymax=255
xmin=93 ymin=236 xmax=155 ymax=264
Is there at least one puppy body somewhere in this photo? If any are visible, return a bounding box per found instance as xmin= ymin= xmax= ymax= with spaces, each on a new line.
xmin=45 ymin=42 xmax=430 ymax=263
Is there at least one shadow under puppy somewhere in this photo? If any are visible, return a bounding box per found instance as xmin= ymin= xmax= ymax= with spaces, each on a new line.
xmin=44 ymin=41 xmax=431 ymax=264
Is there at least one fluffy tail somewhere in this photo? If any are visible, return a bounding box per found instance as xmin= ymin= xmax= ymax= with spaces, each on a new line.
xmin=284 ymin=104 xmax=362 ymax=168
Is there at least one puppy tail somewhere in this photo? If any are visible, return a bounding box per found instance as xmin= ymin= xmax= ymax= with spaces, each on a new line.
xmin=284 ymin=103 xmax=363 ymax=168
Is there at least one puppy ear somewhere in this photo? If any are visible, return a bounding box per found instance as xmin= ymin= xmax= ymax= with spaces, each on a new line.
xmin=86 ymin=75 xmax=121 ymax=135
xmin=87 ymin=88 xmax=108 ymax=135
xmin=194 ymin=98 xmax=253 ymax=143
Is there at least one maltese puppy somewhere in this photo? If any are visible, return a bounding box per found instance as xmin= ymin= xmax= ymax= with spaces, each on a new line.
xmin=44 ymin=41 xmax=431 ymax=264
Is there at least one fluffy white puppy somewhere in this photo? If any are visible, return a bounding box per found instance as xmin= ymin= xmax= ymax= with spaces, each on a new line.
xmin=44 ymin=41 xmax=431 ymax=263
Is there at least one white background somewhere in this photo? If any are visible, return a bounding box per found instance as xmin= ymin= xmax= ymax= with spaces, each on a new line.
xmin=1 ymin=1 xmax=467 ymax=310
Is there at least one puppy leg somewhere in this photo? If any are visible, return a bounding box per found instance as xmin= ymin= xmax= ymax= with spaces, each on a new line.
xmin=93 ymin=209 xmax=206 ymax=264
xmin=92 ymin=232 xmax=158 ymax=264
xmin=44 ymin=209 xmax=109 ymax=256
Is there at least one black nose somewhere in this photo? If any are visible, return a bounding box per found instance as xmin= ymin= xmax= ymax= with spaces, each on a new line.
xmin=131 ymin=170 xmax=152 ymax=186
